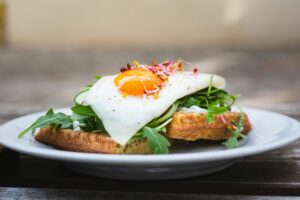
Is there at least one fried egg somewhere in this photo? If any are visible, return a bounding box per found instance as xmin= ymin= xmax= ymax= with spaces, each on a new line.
xmin=85 ymin=67 xmax=225 ymax=145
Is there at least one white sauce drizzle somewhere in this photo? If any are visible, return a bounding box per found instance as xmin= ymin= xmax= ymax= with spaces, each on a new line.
xmin=178 ymin=106 xmax=208 ymax=114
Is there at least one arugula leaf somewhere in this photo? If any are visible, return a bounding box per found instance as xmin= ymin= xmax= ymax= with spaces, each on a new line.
xmin=71 ymin=112 xmax=90 ymax=121
xmin=95 ymin=117 xmax=106 ymax=132
xmin=18 ymin=109 xmax=73 ymax=138
xmin=45 ymin=108 xmax=54 ymax=115
xmin=223 ymin=113 xmax=246 ymax=148
xmin=223 ymin=136 xmax=239 ymax=149
xmin=71 ymin=105 xmax=96 ymax=116
xmin=71 ymin=105 xmax=106 ymax=133
xmin=142 ymin=126 xmax=170 ymax=154
xmin=207 ymin=102 xmax=228 ymax=123
xmin=142 ymin=118 xmax=172 ymax=154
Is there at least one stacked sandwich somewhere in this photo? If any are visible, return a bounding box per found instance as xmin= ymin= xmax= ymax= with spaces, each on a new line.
xmin=19 ymin=60 xmax=251 ymax=154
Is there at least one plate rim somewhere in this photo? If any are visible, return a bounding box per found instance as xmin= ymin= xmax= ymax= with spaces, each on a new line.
xmin=0 ymin=107 xmax=299 ymax=165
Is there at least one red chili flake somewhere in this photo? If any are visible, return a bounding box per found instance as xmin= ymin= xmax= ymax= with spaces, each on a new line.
xmin=162 ymin=61 xmax=170 ymax=67
xmin=193 ymin=67 xmax=198 ymax=74
xmin=148 ymin=66 xmax=158 ymax=73
xmin=120 ymin=67 xmax=127 ymax=72
xmin=127 ymin=63 xmax=132 ymax=70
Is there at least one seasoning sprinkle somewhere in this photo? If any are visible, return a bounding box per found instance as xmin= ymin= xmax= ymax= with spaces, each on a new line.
xmin=193 ymin=67 xmax=198 ymax=75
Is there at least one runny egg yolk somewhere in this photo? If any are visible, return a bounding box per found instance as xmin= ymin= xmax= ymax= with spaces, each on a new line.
xmin=114 ymin=69 xmax=164 ymax=96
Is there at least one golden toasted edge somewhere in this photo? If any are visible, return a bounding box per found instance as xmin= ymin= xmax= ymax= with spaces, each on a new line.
xmin=35 ymin=128 xmax=151 ymax=154
xmin=167 ymin=112 xmax=251 ymax=141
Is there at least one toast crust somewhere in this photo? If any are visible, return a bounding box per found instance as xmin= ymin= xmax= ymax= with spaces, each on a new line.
xmin=167 ymin=112 xmax=251 ymax=141
xmin=35 ymin=128 xmax=150 ymax=154
xmin=35 ymin=111 xmax=251 ymax=154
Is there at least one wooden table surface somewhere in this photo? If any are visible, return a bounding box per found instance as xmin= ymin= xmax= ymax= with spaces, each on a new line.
xmin=0 ymin=48 xmax=300 ymax=200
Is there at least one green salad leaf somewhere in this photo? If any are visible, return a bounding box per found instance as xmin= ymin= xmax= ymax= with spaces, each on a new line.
xmin=71 ymin=105 xmax=96 ymax=116
xmin=71 ymin=105 xmax=106 ymax=133
xmin=18 ymin=109 xmax=73 ymax=138
xmin=141 ymin=118 xmax=172 ymax=154
xmin=207 ymin=102 xmax=229 ymax=123
xmin=223 ymin=113 xmax=246 ymax=148
xmin=141 ymin=127 xmax=170 ymax=154
xmin=177 ymin=86 xmax=238 ymax=123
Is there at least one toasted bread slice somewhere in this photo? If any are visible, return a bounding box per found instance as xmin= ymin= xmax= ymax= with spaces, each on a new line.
xmin=35 ymin=112 xmax=251 ymax=154
xmin=167 ymin=112 xmax=251 ymax=141
xmin=35 ymin=128 xmax=151 ymax=154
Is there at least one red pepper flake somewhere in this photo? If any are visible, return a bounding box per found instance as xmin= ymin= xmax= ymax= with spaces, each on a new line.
xmin=126 ymin=63 xmax=132 ymax=70
xmin=162 ymin=61 xmax=171 ymax=67
xmin=193 ymin=67 xmax=198 ymax=75
xmin=120 ymin=67 xmax=127 ymax=72
xmin=148 ymin=66 xmax=158 ymax=73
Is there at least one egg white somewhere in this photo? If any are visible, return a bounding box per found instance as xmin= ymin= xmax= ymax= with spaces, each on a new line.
xmin=85 ymin=72 xmax=225 ymax=145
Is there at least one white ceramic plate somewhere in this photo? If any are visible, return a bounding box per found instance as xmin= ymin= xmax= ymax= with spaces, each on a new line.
xmin=0 ymin=107 xmax=299 ymax=180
